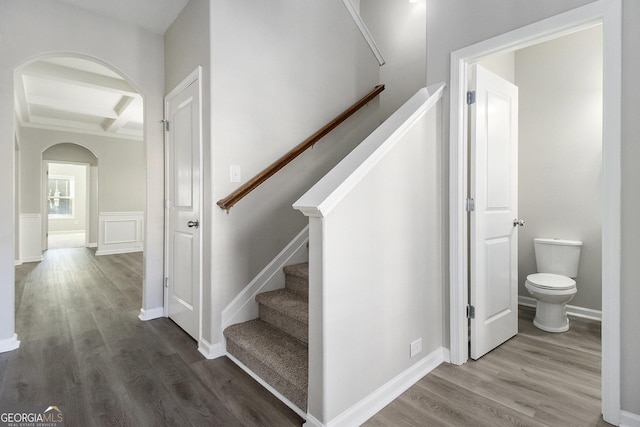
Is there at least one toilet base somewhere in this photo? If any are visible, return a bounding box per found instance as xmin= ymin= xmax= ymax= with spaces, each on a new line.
xmin=533 ymin=300 xmax=570 ymax=333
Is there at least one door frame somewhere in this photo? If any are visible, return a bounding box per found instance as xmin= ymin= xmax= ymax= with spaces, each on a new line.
xmin=42 ymin=160 xmax=91 ymax=250
xmin=448 ymin=0 xmax=621 ymax=424
xmin=163 ymin=67 xmax=204 ymax=345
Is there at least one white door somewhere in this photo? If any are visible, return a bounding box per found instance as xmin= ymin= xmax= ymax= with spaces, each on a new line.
xmin=469 ymin=64 xmax=520 ymax=359
xmin=165 ymin=70 xmax=202 ymax=340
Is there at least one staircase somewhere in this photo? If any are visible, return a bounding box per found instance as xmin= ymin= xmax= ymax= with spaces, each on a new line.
xmin=224 ymin=263 xmax=309 ymax=411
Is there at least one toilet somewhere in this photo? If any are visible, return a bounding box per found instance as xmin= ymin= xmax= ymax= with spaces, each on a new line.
xmin=525 ymin=238 xmax=582 ymax=333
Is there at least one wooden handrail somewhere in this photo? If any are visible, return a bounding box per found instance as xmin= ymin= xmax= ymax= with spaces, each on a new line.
xmin=217 ymin=84 xmax=385 ymax=211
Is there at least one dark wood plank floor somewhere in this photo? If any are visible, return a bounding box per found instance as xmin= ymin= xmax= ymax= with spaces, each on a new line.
xmin=366 ymin=307 xmax=607 ymax=427
xmin=2 ymin=248 xmax=303 ymax=427
xmin=3 ymin=248 xmax=607 ymax=426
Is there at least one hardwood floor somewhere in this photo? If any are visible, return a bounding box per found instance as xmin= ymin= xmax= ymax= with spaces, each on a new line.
xmin=3 ymin=248 xmax=607 ymax=426
xmin=366 ymin=307 xmax=607 ymax=427
xmin=3 ymin=248 xmax=303 ymax=427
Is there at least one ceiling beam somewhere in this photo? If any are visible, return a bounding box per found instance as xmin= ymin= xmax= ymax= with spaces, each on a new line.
xmin=27 ymin=94 xmax=120 ymax=119
xmin=102 ymin=96 xmax=139 ymax=133
xmin=21 ymin=62 xmax=139 ymax=97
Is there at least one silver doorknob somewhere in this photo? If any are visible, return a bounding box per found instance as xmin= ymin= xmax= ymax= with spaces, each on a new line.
xmin=513 ymin=219 xmax=525 ymax=227
xmin=187 ymin=220 xmax=199 ymax=229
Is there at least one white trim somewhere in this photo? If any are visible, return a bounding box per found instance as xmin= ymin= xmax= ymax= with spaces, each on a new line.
xmin=138 ymin=306 xmax=164 ymax=321
xmin=198 ymin=339 xmax=224 ymax=360
xmin=0 ymin=334 xmax=20 ymax=353
xmin=220 ymin=225 xmax=309 ymax=339
xmin=340 ymin=0 xmax=385 ymax=66
xmin=621 ymin=411 xmax=640 ymax=427
xmin=48 ymin=230 xmax=85 ymax=235
xmin=294 ymin=84 xmax=445 ymax=218
xmin=518 ymin=297 xmax=602 ymax=322
xmin=14 ymin=260 xmax=22 ymax=266
xmin=448 ymin=1 xmax=621 ymax=424
xmin=96 ymin=211 xmax=144 ymax=255
xmin=317 ymin=347 xmax=446 ymax=427
xmin=19 ymin=213 xmax=43 ymax=263
xmin=226 ymin=352 xmax=307 ymax=420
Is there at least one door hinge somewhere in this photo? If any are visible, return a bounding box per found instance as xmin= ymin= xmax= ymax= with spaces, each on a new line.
xmin=466 ymin=305 xmax=476 ymax=319
xmin=164 ymin=277 xmax=169 ymax=288
xmin=161 ymin=119 xmax=170 ymax=131
xmin=467 ymin=91 xmax=476 ymax=105
xmin=466 ymin=197 xmax=475 ymax=212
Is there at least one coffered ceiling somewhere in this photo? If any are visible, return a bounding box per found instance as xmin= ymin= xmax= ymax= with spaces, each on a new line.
xmin=13 ymin=0 xmax=189 ymax=141
xmin=15 ymin=56 xmax=144 ymax=141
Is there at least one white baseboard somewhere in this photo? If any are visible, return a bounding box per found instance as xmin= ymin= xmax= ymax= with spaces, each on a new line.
xmin=311 ymin=347 xmax=447 ymax=427
xmin=227 ymin=352 xmax=307 ymax=420
xmin=0 ymin=334 xmax=20 ymax=353
xmin=518 ymin=296 xmax=602 ymax=321
xmin=14 ymin=260 xmax=22 ymax=266
xmin=48 ymin=230 xmax=85 ymax=235
xmin=96 ymin=247 xmax=143 ymax=256
xmin=198 ymin=339 xmax=224 ymax=359
xmin=87 ymin=242 xmax=98 ymax=248
xmin=20 ymin=255 xmax=44 ymax=263
xmin=138 ymin=306 xmax=164 ymax=321
xmin=221 ymin=225 xmax=309 ymax=339
xmin=622 ymin=410 xmax=640 ymax=427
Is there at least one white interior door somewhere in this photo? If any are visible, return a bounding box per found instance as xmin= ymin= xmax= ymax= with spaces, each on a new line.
xmin=165 ymin=70 xmax=202 ymax=341
xmin=469 ymin=64 xmax=519 ymax=359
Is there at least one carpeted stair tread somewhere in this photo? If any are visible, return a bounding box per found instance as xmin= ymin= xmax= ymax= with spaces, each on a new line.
xmin=224 ymin=319 xmax=308 ymax=409
xmin=256 ymin=289 xmax=308 ymax=325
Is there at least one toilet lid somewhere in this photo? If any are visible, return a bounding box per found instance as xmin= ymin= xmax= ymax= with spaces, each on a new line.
xmin=526 ymin=273 xmax=576 ymax=290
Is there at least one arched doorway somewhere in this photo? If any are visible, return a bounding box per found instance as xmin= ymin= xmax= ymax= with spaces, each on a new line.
xmin=42 ymin=143 xmax=98 ymax=251
xmin=14 ymin=55 xmax=146 ymax=282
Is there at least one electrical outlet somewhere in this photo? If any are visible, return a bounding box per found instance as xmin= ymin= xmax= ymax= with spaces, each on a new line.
xmin=410 ymin=338 xmax=422 ymax=358
xmin=230 ymin=165 xmax=241 ymax=182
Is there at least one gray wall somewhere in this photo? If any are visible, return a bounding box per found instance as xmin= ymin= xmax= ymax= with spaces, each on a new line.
xmin=206 ymin=0 xmax=382 ymax=346
xmin=516 ymin=26 xmax=603 ymax=311
xmin=620 ymin=0 xmax=640 ymax=413
xmin=165 ymin=0 xmax=384 ymax=347
xmin=21 ymin=128 xmax=144 ymax=213
xmin=426 ymin=0 xmax=639 ymax=416
xmin=164 ymin=0 xmax=213 ymax=342
xmin=360 ymin=0 xmax=427 ymax=120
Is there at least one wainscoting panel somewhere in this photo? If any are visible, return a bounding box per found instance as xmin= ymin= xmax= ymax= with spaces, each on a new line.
xmin=19 ymin=213 xmax=43 ymax=263
xmin=96 ymin=212 xmax=144 ymax=256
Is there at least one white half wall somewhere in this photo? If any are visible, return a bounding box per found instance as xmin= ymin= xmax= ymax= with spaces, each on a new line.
xmin=295 ymin=85 xmax=445 ymax=425
xmin=96 ymin=212 xmax=144 ymax=256
xmin=19 ymin=214 xmax=43 ymax=263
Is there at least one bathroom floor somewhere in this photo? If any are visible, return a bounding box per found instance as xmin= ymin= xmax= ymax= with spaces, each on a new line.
xmin=366 ymin=306 xmax=605 ymax=427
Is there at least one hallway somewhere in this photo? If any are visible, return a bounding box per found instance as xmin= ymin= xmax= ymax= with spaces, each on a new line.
xmin=3 ymin=248 xmax=302 ymax=426
xmin=2 ymin=248 xmax=607 ymax=426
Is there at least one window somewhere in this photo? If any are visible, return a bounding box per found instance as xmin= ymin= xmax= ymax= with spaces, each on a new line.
xmin=48 ymin=175 xmax=75 ymax=218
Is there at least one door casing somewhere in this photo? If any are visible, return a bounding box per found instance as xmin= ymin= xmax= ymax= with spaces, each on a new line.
xmin=448 ymin=0 xmax=621 ymax=424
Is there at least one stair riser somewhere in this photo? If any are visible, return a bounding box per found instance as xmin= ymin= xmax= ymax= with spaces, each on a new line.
xmin=285 ymin=273 xmax=309 ymax=299
xmin=226 ymin=339 xmax=307 ymax=411
xmin=259 ymin=305 xmax=308 ymax=344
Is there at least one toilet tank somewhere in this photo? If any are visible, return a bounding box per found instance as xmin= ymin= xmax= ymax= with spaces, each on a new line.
xmin=534 ymin=238 xmax=582 ymax=278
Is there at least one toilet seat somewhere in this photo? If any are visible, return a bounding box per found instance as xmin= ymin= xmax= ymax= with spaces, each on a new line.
xmin=526 ymin=273 xmax=576 ymax=291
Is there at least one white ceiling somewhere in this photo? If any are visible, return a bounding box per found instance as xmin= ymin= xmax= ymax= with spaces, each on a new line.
xmin=15 ymin=56 xmax=144 ymax=140
xmin=56 ymin=0 xmax=189 ymax=35
xmin=14 ymin=1 xmax=189 ymax=141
